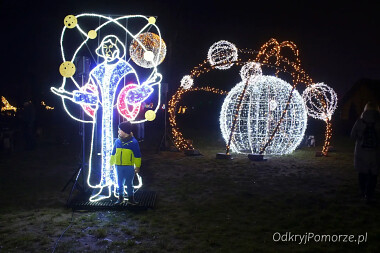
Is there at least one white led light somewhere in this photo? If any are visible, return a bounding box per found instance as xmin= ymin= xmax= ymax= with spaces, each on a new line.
xmin=180 ymin=75 xmax=194 ymax=89
xmin=207 ymin=40 xmax=238 ymax=70
xmin=143 ymin=51 xmax=154 ymax=61
xmin=269 ymin=99 xmax=278 ymax=110
xmin=240 ymin=62 xmax=262 ymax=81
xmin=220 ymin=75 xmax=308 ymax=155
xmin=302 ymin=82 xmax=337 ymax=121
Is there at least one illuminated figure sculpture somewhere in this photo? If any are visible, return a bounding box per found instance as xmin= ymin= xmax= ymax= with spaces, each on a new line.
xmin=51 ymin=14 xmax=165 ymax=201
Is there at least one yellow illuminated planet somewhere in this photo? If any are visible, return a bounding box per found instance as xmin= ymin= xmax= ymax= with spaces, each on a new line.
xmin=59 ymin=61 xmax=76 ymax=77
xmin=64 ymin=15 xmax=77 ymax=29
xmin=88 ymin=30 xmax=97 ymax=39
xmin=145 ymin=110 xmax=156 ymax=121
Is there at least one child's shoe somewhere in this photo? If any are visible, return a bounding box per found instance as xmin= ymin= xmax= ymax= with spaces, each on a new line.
xmin=127 ymin=196 xmax=139 ymax=205
xmin=115 ymin=196 xmax=124 ymax=205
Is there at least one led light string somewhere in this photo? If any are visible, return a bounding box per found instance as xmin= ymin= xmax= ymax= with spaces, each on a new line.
xmin=168 ymin=86 xmax=228 ymax=150
xmin=170 ymin=39 xmax=311 ymax=152
xmin=220 ymin=75 xmax=307 ymax=155
xmin=1 ymin=96 xmax=17 ymax=112
xmin=253 ymin=39 xmax=313 ymax=154
xmin=169 ymin=38 xmax=336 ymax=156
xmin=302 ymin=83 xmax=337 ymax=156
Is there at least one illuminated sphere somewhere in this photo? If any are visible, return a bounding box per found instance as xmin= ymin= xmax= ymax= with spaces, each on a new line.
xmin=88 ymin=30 xmax=97 ymax=39
xmin=220 ymin=75 xmax=308 ymax=155
xmin=148 ymin=16 xmax=156 ymax=24
xmin=59 ymin=61 xmax=76 ymax=77
xmin=302 ymin=83 xmax=337 ymax=121
xmin=207 ymin=40 xmax=238 ymax=70
xmin=180 ymin=75 xmax=194 ymax=90
xmin=240 ymin=62 xmax=262 ymax=81
xmin=145 ymin=110 xmax=156 ymax=121
xmin=64 ymin=15 xmax=77 ymax=29
xmin=129 ymin=32 xmax=166 ymax=68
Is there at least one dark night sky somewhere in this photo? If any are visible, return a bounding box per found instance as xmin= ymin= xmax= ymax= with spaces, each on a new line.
xmin=0 ymin=0 xmax=379 ymax=106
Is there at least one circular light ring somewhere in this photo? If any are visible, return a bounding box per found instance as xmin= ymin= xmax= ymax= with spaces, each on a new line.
xmin=129 ymin=32 xmax=166 ymax=68
xmin=207 ymin=40 xmax=238 ymax=70
xmin=302 ymin=82 xmax=337 ymax=121
xmin=220 ymin=75 xmax=308 ymax=155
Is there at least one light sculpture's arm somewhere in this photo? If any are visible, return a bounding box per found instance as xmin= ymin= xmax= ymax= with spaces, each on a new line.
xmin=124 ymin=73 xmax=162 ymax=105
xmin=51 ymin=81 xmax=98 ymax=106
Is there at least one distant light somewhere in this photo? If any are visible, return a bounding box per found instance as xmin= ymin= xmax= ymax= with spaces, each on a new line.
xmin=41 ymin=101 xmax=55 ymax=110
xmin=1 ymin=96 xmax=17 ymax=112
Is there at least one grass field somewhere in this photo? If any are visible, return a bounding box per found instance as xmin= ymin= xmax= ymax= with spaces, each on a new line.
xmin=0 ymin=130 xmax=379 ymax=252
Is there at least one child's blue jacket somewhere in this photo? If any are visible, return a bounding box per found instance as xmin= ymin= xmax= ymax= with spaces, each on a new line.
xmin=110 ymin=136 xmax=141 ymax=167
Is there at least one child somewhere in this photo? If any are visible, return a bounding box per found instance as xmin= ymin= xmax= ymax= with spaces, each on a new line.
xmin=110 ymin=121 xmax=141 ymax=205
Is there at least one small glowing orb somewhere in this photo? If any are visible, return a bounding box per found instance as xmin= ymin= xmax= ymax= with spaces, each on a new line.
xmin=143 ymin=51 xmax=154 ymax=61
xmin=130 ymin=32 xmax=166 ymax=68
xmin=220 ymin=75 xmax=307 ymax=155
xmin=302 ymin=82 xmax=337 ymax=121
xmin=240 ymin=62 xmax=262 ymax=81
xmin=180 ymin=75 xmax=194 ymax=89
xmin=59 ymin=61 xmax=76 ymax=77
xmin=269 ymin=99 xmax=278 ymax=110
xmin=148 ymin=16 xmax=156 ymax=24
xmin=145 ymin=110 xmax=156 ymax=121
xmin=88 ymin=30 xmax=97 ymax=39
xmin=64 ymin=15 xmax=77 ymax=29
xmin=207 ymin=40 xmax=238 ymax=70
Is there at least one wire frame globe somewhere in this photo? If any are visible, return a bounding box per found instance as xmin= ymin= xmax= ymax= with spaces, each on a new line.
xmin=240 ymin=62 xmax=263 ymax=82
xmin=129 ymin=32 xmax=166 ymax=68
xmin=220 ymin=75 xmax=308 ymax=155
xmin=207 ymin=40 xmax=238 ymax=70
xmin=302 ymin=82 xmax=337 ymax=121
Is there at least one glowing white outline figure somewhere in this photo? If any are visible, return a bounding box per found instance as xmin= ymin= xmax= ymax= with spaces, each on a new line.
xmin=50 ymin=14 xmax=165 ymax=201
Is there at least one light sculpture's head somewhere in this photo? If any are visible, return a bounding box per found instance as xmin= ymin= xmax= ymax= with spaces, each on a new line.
xmin=96 ymin=35 xmax=125 ymax=62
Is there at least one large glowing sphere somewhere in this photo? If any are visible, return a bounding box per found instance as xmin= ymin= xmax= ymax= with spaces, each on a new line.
xmin=207 ymin=40 xmax=238 ymax=70
xmin=220 ymin=75 xmax=308 ymax=155
xmin=130 ymin=32 xmax=166 ymax=68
